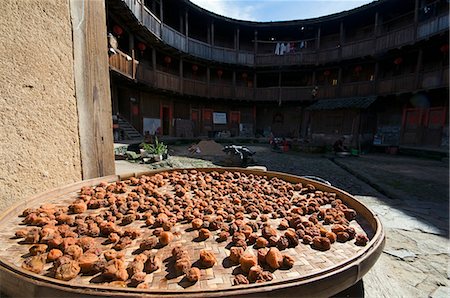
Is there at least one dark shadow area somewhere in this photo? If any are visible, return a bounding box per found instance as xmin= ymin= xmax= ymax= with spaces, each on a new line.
xmin=331 ymin=279 xmax=365 ymax=298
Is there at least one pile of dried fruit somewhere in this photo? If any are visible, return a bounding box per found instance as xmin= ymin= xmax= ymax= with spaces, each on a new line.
xmin=14 ymin=170 xmax=369 ymax=289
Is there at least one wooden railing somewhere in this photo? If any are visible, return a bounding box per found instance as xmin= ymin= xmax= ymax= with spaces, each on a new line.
xmin=280 ymin=87 xmax=312 ymax=101
xmin=183 ymin=79 xmax=207 ymax=97
xmin=376 ymin=24 xmax=415 ymax=51
xmin=109 ymin=49 xmax=138 ymax=79
xmin=209 ymin=83 xmax=233 ymax=99
xmin=235 ymin=86 xmax=254 ymax=100
xmin=211 ymin=46 xmax=235 ymax=64
xmin=420 ymin=67 xmax=449 ymax=89
xmin=188 ymin=38 xmax=211 ymax=61
xmin=154 ymin=70 xmax=180 ymax=92
xmin=121 ymin=0 xmax=448 ymax=67
xmin=341 ymin=39 xmax=374 ymax=59
xmin=162 ymin=25 xmax=187 ymax=52
xmin=255 ymin=87 xmax=279 ymax=101
xmin=119 ymin=61 xmax=444 ymax=102
xmin=142 ymin=6 xmax=161 ymax=38
xmin=340 ymin=81 xmax=375 ymax=97
xmin=377 ymin=74 xmax=416 ymax=95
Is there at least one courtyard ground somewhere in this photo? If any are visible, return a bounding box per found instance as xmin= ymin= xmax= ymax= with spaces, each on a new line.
xmin=116 ymin=144 xmax=450 ymax=297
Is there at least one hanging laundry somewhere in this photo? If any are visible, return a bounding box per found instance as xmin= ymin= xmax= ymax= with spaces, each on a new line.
xmin=275 ymin=43 xmax=280 ymax=55
xmin=280 ymin=43 xmax=287 ymax=55
xmin=290 ymin=43 xmax=295 ymax=53
xmin=299 ymin=41 xmax=305 ymax=49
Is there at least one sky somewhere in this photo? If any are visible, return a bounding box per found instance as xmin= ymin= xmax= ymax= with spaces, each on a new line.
xmin=189 ymin=0 xmax=375 ymax=22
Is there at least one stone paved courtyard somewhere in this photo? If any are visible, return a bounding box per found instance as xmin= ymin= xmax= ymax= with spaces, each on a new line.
xmin=116 ymin=144 xmax=450 ymax=297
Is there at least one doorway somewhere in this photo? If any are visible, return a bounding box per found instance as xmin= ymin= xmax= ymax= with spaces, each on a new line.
xmin=161 ymin=105 xmax=171 ymax=136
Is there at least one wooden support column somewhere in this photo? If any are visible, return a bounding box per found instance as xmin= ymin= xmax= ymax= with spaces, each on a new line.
xmin=185 ymin=10 xmax=189 ymax=51
xmin=152 ymin=47 xmax=156 ymax=70
xmin=337 ymin=67 xmax=343 ymax=96
xmin=159 ymin=0 xmax=163 ymax=23
xmin=253 ymin=72 xmax=257 ymax=101
xmin=235 ymin=28 xmax=240 ymax=64
xmin=312 ymin=70 xmax=316 ymax=86
xmin=339 ymin=21 xmax=344 ymax=60
xmin=254 ymin=30 xmax=258 ymax=55
xmin=414 ymin=49 xmax=423 ymax=89
xmin=70 ymin=0 xmax=115 ymax=178
xmin=207 ymin=67 xmax=210 ymax=98
xmin=211 ymin=21 xmax=215 ymax=46
xmin=316 ymin=26 xmax=321 ymax=50
xmin=232 ymin=71 xmax=236 ymax=97
xmin=278 ymin=71 xmax=282 ymax=106
xmin=179 ymin=58 xmax=184 ymax=94
xmin=413 ymin=0 xmax=419 ymax=40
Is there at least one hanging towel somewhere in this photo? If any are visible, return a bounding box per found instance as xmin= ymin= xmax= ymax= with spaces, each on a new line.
xmin=280 ymin=43 xmax=287 ymax=55
xmin=299 ymin=41 xmax=305 ymax=49
xmin=275 ymin=43 xmax=280 ymax=55
xmin=286 ymin=42 xmax=291 ymax=53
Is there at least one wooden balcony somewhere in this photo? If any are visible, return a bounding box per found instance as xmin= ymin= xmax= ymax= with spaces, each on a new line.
xmin=121 ymin=0 xmax=448 ymax=68
xmin=209 ymin=83 xmax=234 ymax=99
xmin=340 ymin=81 xmax=375 ymax=97
xmin=235 ymin=86 xmax=254 ymax=100
xmin=142 ymin=5 xmax=161 ymax=38
xmin=377 ymin=74 xmax=416 ymax=95
xmin=280 ymin=87 xmax=312 ymax=101
xmin=162 ymin=26 xmax=187 ymax=52
xmin=255 ymin=87 xmax=279 ymax=101
xmin=183 ymin=79 xmax=207 ymax=97
xmin=154 ymin=70 xmax=180 ymax=92
xmin=109 ymin=49 xmax=138 ymax=80
xmin=341 ymin=39 xmax=374 ymax=59
xmin=420 ymin=67 xmax=449 ymax=90
xmin=375 ymin=24 xmax=415 ymax=51
xmin=417 ymin=13 xmax=449 ymax=39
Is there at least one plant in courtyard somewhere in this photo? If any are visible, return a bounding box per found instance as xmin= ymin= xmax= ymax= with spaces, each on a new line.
xmin=141 ymin=137 xmax=168 ymax=155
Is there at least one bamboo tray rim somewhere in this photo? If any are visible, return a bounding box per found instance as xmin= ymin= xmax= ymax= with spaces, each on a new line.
xmin=0 ymin=167 xmax=385 ymax=297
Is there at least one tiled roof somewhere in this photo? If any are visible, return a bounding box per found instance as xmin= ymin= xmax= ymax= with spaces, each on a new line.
xmin=306 ymin=96 xmax=377 ymax=110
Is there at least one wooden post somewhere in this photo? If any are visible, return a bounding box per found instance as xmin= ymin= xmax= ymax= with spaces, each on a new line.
xmin=253 ymin=72 xmax=257 ymax=101
xmin=179 ymin=58 xmax=184 ymax=94
xmin=278 ymin=71 xmax=282 ymax=106
xmin=211 ymin=21 xmax=215 ymax=46
xmin=232 ymin=71 xmax=236 ymax=97
xmin=159 ymin=0 xmax=163 ymax=23
xmin=254 ymin=30 xmax=258 ymax=55
xmin=70 ymin=0 xmax=115 ymax=178
xmin=339 ymin=21 xmax=344 ymax=60
xmin=185 ymin=10 xmax=189 ymax=52
xmin=413 ymin=0 xmax=419 ymax=40
xmin=414 ymin=49 xmax=423 ymax=89
xmin=207 ymin=66 xmax=210 ymax=98
xmin=152 ymin=47 xmax=156 ymax=70
xmin=316 ymin=26 xmax=321 ymax=50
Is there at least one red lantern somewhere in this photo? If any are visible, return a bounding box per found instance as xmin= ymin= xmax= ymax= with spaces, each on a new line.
xmin=113 ymin=25 xmax=123 ymax=37
xmin=217 ymin=69 xmax=223 ymax=78
xmin=393 ymin=57 xmax=403 ymax=65
xmin=323 ymin=70 xmax=331 ymax=76
xmin=241 ymin=72 xmax=248 ymax=80
xmin=137 ymin=42 xmax=146 ymax=55
xmin=440 ymin=44 xmax=449 ymax=54
xmin=164 ymin=56 xmax=172 ymax=65
xmin=192 ymin=64 xmax=198 ymax=72
xmin=354 ymin=65 xmax=362 ymax=74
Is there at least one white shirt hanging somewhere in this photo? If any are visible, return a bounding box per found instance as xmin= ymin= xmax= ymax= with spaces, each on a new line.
xmin=275 ymin=43 xmax=280 ymax=55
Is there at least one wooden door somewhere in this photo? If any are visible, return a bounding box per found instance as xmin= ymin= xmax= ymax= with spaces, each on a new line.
xmin=230 ymin=111 xmax=240 ymax=137
xmin=160 ymin=104 xmax=172 ymax=136
xmin=202 ymin=108 xmax=213 ymax=136
xmin=422 ymin=107 xmax=446 ymax=147
xmin=191 ymin=109 xmax=200 ymax=137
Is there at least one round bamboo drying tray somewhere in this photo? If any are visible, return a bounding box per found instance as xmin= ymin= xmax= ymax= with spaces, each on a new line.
xmin=0 ymin=168 xmax=385 ymax=297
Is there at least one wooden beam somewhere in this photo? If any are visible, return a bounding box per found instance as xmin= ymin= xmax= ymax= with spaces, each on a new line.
xmin=70 ymin=0 xmax=115 ymax=179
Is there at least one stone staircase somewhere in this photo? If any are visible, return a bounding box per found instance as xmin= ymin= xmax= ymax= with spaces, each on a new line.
xmin=118 ymin=117 xmax=143 ymax=141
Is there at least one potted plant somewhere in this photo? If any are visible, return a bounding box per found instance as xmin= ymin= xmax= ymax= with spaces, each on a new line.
xmin=141 ymin=137 xmax=168 ymax=162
